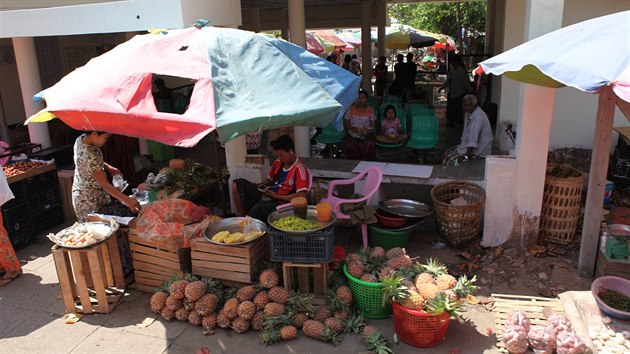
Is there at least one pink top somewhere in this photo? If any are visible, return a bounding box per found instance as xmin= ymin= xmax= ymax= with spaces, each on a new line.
xmin=381 ymin=117 xmax=401 ymax=138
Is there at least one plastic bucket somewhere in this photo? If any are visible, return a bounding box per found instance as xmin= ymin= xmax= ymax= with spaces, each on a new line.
xmin=368 ymin=224 xmax=411 ymax=251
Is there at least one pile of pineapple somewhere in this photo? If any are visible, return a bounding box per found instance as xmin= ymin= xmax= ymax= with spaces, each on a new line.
xmin=345 ymin=247 xmax=478 ymax=317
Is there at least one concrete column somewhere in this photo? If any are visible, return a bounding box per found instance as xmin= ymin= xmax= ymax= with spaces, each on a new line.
xmin=288 ymin=0 xmax=310 ymax=157
xmin=226 ymin=135 xmax=247 ymax=213
xmin=360 ymin=0 xmax=373 ymax=94
xmin=251 ymin=7 xmax=261 ymax=33
xmin=377 ymin=0 xmax=387 ymax=59
xmin=280 ymin=9 xmax=289 ymax=40
xmin=13 ymin=37 xmax=51 ymax=149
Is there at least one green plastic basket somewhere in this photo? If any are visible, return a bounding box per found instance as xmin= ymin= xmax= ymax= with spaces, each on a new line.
xmin=343 ymin=264 xmax=392 ymax=319
xmin=368 ymin=224 xmax=411 ymax=251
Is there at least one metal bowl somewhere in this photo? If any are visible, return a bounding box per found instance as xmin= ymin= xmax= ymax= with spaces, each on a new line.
xmin=591 ymin=276 xmax=630 ymax=320
xmin=268 ymin=205 xmax=336 ymax=233
xmin=606 ymin=224 xmax=630 ymax=237
xmin=204 ymin=217 xmax=267 ymax=246
xmin=47 ymin=221 xmax=119 ymax=249
xmin=379 ymin=199 xmax=434 ymax=218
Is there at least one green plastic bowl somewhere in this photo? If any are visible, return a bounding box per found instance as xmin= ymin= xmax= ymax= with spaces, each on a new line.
xmin=368 ymin=224 xmax=411 ymax=251
xmin=343 ymin=264 xmax=392 ymax=319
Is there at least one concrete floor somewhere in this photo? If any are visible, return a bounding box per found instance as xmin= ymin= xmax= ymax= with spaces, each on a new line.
xmin=0 ymin=219 xmax=501 ymax=354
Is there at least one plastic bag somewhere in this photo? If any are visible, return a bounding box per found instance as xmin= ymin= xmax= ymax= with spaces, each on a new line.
xmin=243 ymin=216 xmax=264 ymax=240
xmin=112 ymin=174 xmax=129 ymax=192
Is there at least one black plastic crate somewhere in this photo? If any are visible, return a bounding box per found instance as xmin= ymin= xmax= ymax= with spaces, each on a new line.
xmin=616 ymin=137 xmax=630 ymax=159
xmin=268 ymin=226 xmax=335 ymax=263
xmin=3 ymin=181 xmax=27 ymax=209
xmin=611 ymin=150 xmax=630 ymax=179
xmin=25 ymin=170 xmax=58 ymax=196
xmin=1 ymin=200 xmax=34 ymax=250
xmin=29 ymin=190 xmax=63 ymax=232
xmin=28 ymin=145 xmax=73 ymax=168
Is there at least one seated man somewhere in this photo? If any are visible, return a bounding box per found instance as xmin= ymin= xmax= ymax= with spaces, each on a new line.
xmin=443 ymin=94 xmax=493 ymax=166
xmin=232 ymin=134 xmax=310 ymax=221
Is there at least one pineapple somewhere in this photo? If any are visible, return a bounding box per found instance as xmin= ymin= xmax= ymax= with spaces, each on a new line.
xmin=436 ymin=274 xmax=457 ymax=290
xmin=268 ymin=286 xmax=289 ymax=304
xmin=264 ymin=302 xmax=286 ymax=317
xmin=169 ymin=280 xmax=189 ymax=300
xmin=303 ymin=320 xmax=340 ymax=345
xmin=150 ymin=292 xmax=168 ymax=313
xmin=223 ymin=298 xmax=240 ymax=319
xmin=183 ymin=299 xmax=196 ymax=312
xmin=286 ymin=291 xmax=314 ymax=314
xmin=343 ymin=313 xmax=367 ymax=334
xmin=260 ymin=329 xmax=282 ymax=346
xmin=195 ymin=294 xmax=219 ymax=316
xmin=313 ymin=306 xmax=333 ymax=323
xmin=453 ymin=274 xmax=478 ymax=298
xmin=232 ymin=316 xmax=250 ymax=333
xmin=401 ymin=279 xmax=417 ymax=292
xmin=259 ymin=269 xmax=279 ymax=289
xmin=251 ymin=311 xmax=266 ymax=331
xmin=334 ymin=310 xmax=351 ymax=321
xmin=165 ymin=295 xmax=183 ymax=311
xmin=415 ymin=272 xmax=436 ymax=288
xmin=346 ymin=253 xmax=361 ymax=263
xmin=423 ymin=258 xmax=448 ymax=277
xmin=216 ymin=310 xmax=231 ymax=328
xmin=236 ymin=285 xmax=257 ymax=302
xmin=202 ymin=313 xmax=217 ymax=331
xmin=401 ymin=290 xmax=425 ymax=311
xmin=188 ymin=310 xmax=202 ymax=326
xmin=370 ymin=246 xmax=386 ymax=260
xmin=386 ymin=247 xmax=407 ymax=260
xmin=426 ymin=292 xmax=462 ymax=320
xmin=324 ymin=317 xmax=344 ymax=333
xmin=253 ymin=290 xmax=269 ymax=310
xmin=363 ymin=327 xmax=394 ymax=354
xmin=347 ymin=261 xmax=365 ymax=279
xmin=279 ymin=325 xmax=298 ymax=341
xmin=291 ymin=312 xmax=309 ymax=329
xmin=360 ymin=274 xmax=378 ymax=283
xmin=336 ymin=286 xmax=353 ymax=305
xmin=185 ymin=280 xmax=207 ymax=302
xmin=387 ymin=255 xmax=412 ymax=270
xmin=417 ymin=282 xmax=440 ymax=301
xmin=175 ymin=307 xmax=190 ymax=321
xmin=160 ymin=307 xmax=176 ymax=321
xmin=443 ymin=289 xmax=458 ymax=301
xmin=237 ymin=301 xmax=256 ymax=320
xmin=362 ymin=325 xmax=379 ymax=340
xmin=378 ymin=267 xmax=395 ymax=281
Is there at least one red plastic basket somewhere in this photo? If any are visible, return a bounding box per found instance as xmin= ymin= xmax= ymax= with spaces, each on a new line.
xmin=392 ymin=302 xmax=450 ymax=347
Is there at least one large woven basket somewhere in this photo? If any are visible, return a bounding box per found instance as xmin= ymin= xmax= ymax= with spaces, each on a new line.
xmin=540 ymin=164 xmax=584 ymax=244
xmin=431 ymin=181 xmax=485 ymax=247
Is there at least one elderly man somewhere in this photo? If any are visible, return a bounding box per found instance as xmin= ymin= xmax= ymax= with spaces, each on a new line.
xmin=443 ymin=94 xmax=493 ymax=165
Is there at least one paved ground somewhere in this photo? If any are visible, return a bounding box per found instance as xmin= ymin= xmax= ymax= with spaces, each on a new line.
xmin=0 ymin=219 xmax=502 ymax=354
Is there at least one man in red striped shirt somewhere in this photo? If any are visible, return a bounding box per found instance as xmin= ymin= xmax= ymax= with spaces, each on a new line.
xmin=232 ymin=134 xmax=311 ymax=221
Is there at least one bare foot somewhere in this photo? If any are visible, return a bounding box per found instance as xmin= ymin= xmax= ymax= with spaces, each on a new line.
xmin=0 ymin=270 xmax=22 ymax=286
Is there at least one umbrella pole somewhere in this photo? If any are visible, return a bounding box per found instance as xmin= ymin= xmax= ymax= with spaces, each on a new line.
xmin=578 ymin=86 xmax=615 ymax=277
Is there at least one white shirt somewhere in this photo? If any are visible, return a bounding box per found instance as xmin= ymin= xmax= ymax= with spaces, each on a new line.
xmin=457 ymin=106 xmax=493 ymax=157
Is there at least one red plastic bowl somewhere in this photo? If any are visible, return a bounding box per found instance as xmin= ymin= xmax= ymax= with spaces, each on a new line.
xmin=375 ymin=208 xmax=408 ymax=228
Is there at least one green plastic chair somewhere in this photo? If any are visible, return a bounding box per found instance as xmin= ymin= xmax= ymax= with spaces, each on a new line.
xmin=405 ymin=103 xmax=433 ymax=121
xmin=315 ymin=121 xmax=346 ymax=144
xmin=367 ymin=96 xmax=379 ymax=118
xmin=406 ymin=114 xmax=439 ymax=150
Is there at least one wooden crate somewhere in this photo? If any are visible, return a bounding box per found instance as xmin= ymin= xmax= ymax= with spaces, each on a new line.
xmin=595 ymin=250 xmax=630 ymax=280
xmin=282 ymin=261 xmax=328 ymax=305
xmin=7 ymin=162 xmax=56 ymax=184
xmin=492 ymin=293 xmax=565 ymax=353
xmin=129 ymin=228 xmax=191 ymax=292
xmin=191 ymin=235 xmax=269 ymax=284
xmin=52 ymin=234 xmax=126 ymax=314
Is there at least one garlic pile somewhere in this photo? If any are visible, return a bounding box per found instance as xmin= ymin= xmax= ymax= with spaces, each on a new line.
xmin=589 ymin=326 xmax=630 ymax=354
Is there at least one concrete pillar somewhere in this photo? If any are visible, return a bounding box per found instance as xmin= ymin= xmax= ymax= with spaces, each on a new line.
xmin=377 ymin=0 xmax=387 ymax=59
xmin=360 ymin=0 xmax=373 ymax=94
xmin=226 ymin=135 xmax=247 ymax=213
xmin=13 ymin=37 xmax=51 ymax=149
xmin=251 ymin=7 xmax=261 ymax=33
xmin=280 ymin=9 xmax=289 ymax=40
xmin=288 ymin=0 xmax=310 ymax=157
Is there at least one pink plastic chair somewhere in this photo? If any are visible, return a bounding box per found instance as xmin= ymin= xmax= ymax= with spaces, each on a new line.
xmin=322 ymin=166 xmax=383 ymax=248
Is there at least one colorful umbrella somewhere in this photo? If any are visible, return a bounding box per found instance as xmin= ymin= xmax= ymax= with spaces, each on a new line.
xmin=28 ymin=24 xmax=361 ymax=146
xmin=337 ymin=31 xmax=361 ymax=45
xmin=305 ymin=32 xmax=326 ymax=55
xmin=311 ymin=30 xmax=348 ymax=49
xmin=474 ymin=10 xmax=630 ymax=275
xmin=381 ymin=24 xmax=437 ymax=50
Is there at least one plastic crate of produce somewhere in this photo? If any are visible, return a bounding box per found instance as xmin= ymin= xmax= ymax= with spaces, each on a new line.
xmin=268 ymin=226 xmax=334 ymax=263
xmin=25 ymin=170 xmax=58 ymax=195
xmin=1 ymin=200 xmax=34 ymax=250
xmin=29 ymin=189 xmax=63 ymax=232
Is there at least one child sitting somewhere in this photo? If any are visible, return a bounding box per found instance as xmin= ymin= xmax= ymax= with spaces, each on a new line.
xmin=376 ymin=105 xmax=408 ymax=144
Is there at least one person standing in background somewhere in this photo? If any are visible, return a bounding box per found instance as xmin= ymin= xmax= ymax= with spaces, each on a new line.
xmin=440 ymin=55 xmax=473 ymax=127
xmin=0 ymin=168 xmax=21 ymax=286
xmin=373 ymin=56 xmax=388 ymax=102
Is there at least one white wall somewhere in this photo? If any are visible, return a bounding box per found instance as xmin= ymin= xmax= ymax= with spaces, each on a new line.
xmin=0 ymin=38 xmax=25 ymax=125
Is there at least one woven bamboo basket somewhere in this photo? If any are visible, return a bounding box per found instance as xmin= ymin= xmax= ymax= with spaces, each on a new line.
xmin=431 ymin=181 xmax=485 ymax=247
xmin=540 ymin=164 xmax=584 ymax=245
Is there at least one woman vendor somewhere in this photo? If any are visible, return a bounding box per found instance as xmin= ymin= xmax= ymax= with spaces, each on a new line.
xmin=72 ymin=131 xmax=141 ymax=222
xmin=0 ymin=168 xmax=21 ymax=286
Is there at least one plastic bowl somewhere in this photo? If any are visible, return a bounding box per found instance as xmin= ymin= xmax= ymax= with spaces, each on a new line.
xmin=375 ymin=208 xmax=408 ymax=228
xmin=591 ymin=276 xmax=630 ymax=320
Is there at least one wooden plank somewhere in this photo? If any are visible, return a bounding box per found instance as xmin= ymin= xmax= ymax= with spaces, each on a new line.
xmin=78 ymin=250 xmax=94 ymax=288
xmin=134 ymin=283 xmax=158 ymax=293
xmin=52 ymin=248 xmax=77 ymax=313
xmin=69 ymin=251 xmax=93 ymax=313
xmin=133 ymin=260 xmax=184 ymax=277
xmin=190 ymin=259 xmax=251 ymax=273
xmin=107 ymin=234 xmax=126 ymax=288
xmin=297 ymin=268 xmax=310 ymax=293
xmin=579 ymin=86 xmax=616 ymax=276
xmin=135 ymin=276 xmax=163 ymax=288
xmin=190 ymin=251 xmax=249 ymax=264
xmin=130 ymin=243 xmax=180 ymax=262
xmin=190 ymin=240 xmax=250 ymax=257
xmin=87 ymin=248 xmax=110 ymax=313
xmin=282 ymin=263 xmax=294 ymax=292
xmin=7 ymin=163 xmax=56 ymax=184
xmin=134 ymin=270 xmax=172 ymax=282
xmin=101 ymin=241 xmax=114 ymax=287
xmin=192 ymin=266 xmax=252 ymax=283
xmin=312 ymin=263 xmax=328 ymax=296
xmin=129 ymin=232 xmax=178 ymax=252
xmin=131 ymin=252 xmax=181 ymax=270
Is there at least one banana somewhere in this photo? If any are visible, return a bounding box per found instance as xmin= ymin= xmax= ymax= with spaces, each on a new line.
xmin=244 ymin=231 xmax=263 ymax=241
xmin=225 ymin=232 xmax=244 ymax=243
xmin=212 ymin=230 xmax=230 ymax=242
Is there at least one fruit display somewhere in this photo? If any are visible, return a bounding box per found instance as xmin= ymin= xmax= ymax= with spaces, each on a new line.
xmin=271 ymin=216 xmax=318 ymax=231
xmin=589 ymin=326 xmax=630 ymax=353
xmin=528 ymin=325 xmax=556 ymax=354
xmin=503 ymin=324 xmax=529 ymax=354
xmin=48 ymin=221 xmax=117 ymax=248
xmin=210 ymin=230 xmax=263 ymax=244
xmin=2 ymin=161 xmax=50 ymax=178
xmin=93 ymin=200 xmax=137 ymax=217
xmin=144 ymin=159 xmax=228 ymax=200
